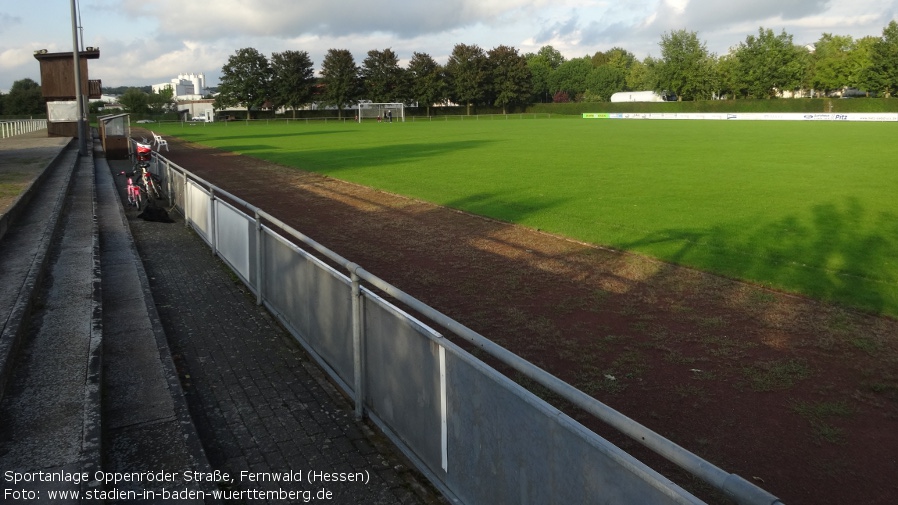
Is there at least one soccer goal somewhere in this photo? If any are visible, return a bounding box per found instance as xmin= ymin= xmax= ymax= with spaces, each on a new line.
xmin=357 ymin=102 xmax=404 ymax=123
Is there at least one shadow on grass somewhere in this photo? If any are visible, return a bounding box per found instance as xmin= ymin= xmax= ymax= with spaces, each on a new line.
xmin=443 ymin=192 xmax=571 ymax=225
xmin=619 ymin=197 xmax=898 ymax=316
xmin=252 ymin=139 xmax=496 ymax=174
xmin=206 ymin=130 xmax=356 ymax=142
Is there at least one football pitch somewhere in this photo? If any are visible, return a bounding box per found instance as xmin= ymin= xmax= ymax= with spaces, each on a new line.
xmin=153 ymin=117 xmax=898 ymax=316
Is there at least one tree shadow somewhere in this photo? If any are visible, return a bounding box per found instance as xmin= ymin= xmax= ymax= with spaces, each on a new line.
xmin=442 ymin=192 xmax=570 ymax=225
xmin=618 ymin=197 xmax=898 ymax=316
xmin=250 ymin=139 xmax=497 ymax=174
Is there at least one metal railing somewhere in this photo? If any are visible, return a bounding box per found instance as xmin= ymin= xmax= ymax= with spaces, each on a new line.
xmin=132 ymin=138 xmax=784 ymax=505
xmin=1 ymin=119 xmax=48 ymax=139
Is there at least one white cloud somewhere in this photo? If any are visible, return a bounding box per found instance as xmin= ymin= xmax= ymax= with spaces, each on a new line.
xmin=1 ymin=0 xmax=896 ymax=90
xmin=118 ymin=0 xmax=556 ymax=40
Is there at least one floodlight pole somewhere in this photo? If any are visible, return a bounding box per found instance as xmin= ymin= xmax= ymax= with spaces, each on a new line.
xmin=71 ymin=0 xmax=87 ymax=155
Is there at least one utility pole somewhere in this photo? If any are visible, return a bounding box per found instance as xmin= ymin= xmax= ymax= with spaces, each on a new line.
xmin=71 ymin=0 xmax=87 ymax=155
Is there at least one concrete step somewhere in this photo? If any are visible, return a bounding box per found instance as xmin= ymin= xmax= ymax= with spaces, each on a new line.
xmin=0 ymin=144 xmax=101 ymax=500
xmin=0 ymin=138 xmax=213 ymax=503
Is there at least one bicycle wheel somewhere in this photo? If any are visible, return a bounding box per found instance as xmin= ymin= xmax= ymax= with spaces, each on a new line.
xmin=147 ymin=180 xmax=161 ymax=200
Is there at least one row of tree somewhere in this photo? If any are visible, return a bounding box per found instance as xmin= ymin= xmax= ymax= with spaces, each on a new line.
xmin=215 ymin=44 xmax=533 ymax=118
xmin=4 ymin=21 xmax=897 ymax=116
xmin=215 ymin=21 xmax=898 ymax=117
xmin=648 ymin=23 xmax=898 ymax=101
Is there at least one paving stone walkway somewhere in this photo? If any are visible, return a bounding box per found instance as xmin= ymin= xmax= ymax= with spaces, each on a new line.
xmin=106 ymin=158 xmax=445 ymax=505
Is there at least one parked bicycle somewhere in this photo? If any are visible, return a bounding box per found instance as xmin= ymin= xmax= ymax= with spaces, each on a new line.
xmin=133 ymin=140 xmax=164 ymax=201
xmin=137 ymin=163 xmax=162 ymax=200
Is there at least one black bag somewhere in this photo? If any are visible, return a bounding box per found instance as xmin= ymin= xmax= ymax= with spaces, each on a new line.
xmin=137 ymin=200 xmax=174 ymax=223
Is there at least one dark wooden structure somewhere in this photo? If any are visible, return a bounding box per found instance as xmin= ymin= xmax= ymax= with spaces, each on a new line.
xmin=33 ymin=48 xmax=101 ymax=137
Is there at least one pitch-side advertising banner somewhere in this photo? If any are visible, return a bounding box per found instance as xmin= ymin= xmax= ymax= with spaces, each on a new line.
xmin=583 ymin=112 xmax=898 ymax=121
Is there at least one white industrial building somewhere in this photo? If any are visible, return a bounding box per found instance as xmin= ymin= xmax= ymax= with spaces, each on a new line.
xmin=152 ymin=73 xmax=208 ymax=100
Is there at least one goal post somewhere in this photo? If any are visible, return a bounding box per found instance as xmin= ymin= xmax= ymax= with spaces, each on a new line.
xmin=357 ymin=102 xmax=404 ymax=123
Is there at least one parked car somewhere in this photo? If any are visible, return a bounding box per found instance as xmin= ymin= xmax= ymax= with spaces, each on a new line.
xmin=136 ymin=119 xmax=156 ymax=124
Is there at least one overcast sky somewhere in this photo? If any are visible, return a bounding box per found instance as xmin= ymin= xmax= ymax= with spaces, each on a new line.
xmin=1 ymin=0 xmax=895 ymax=93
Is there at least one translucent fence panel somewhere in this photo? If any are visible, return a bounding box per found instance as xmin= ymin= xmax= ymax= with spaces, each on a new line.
xmin=362 ymin=292 xmax=445 ymax=475
xmin=262 ymin=228 xmax=355 ymax=388
xmin=186 ymin=181 xmax=211 ymax=242
xmin=213 ymin=200 xmax=254 ymax=285
xmin=443 ymin=349 xmax=701 ymax=505
xmin=169 ymin=170 xmax=186 ymax=214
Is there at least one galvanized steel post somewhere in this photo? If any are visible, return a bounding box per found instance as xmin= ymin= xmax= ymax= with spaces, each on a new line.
xmin=183 ymin=175 xmax=190 ymax=229
xmin=255 ymin=210 xmax=263 ymax=306
xmin=209 ymin=187 xmax=217 ymax=256
xmin=350 ymin=265 xmax=364 ymax=419
xmin=165 ymin=160 xmax=172 ymax=207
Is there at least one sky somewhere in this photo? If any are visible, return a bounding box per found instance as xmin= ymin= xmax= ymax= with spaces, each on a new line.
xmin=1 ymin=0 xmax=895 ymax=94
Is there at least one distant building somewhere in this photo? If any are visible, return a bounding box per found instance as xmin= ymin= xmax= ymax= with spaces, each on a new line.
xmin=152 ymin=73 xmax=208 ymax=100
xmin=610 ymin=91 xmax=676 ymax=103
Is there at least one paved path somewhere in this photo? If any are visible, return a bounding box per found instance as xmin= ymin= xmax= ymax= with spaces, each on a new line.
xmin=105 ymin=156 xmax=445 ymax=504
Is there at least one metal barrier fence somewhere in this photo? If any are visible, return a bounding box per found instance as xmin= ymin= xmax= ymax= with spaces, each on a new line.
xmin=0 ymin=119 xmax=47 ymax=139
xmin=135 ymin=140 xmax=783 ymax=505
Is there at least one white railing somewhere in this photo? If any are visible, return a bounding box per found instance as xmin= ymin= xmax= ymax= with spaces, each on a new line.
xmin=0 ymin=119 xmax=48 ymax=139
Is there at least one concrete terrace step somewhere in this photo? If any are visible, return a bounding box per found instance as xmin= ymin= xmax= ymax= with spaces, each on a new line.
xmin=0 ymin=139 xmax=77 ymax=398
xmin=0 ymin=136 xmax=213 ymax=503
xmin=1 ymin=134 xmax=443 ymax=505
xmin=0 ymin=142 xmax=100 ymax=499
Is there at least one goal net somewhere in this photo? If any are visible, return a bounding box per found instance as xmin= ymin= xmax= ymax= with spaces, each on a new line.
xmin=357 ymin=102 xmax=404 ymax=123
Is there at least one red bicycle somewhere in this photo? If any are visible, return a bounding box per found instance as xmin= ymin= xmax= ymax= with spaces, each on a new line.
xmin=126 ymin=176 xmax=142 ymax=208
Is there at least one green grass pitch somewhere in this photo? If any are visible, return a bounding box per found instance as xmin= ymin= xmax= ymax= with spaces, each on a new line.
xmin=153 ymin=117 xmax=898 ymax=316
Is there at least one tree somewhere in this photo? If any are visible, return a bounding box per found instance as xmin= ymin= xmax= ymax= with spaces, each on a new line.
xmin=626 ymin=57 xmax=658 ymax=92
xmin=445 ymin=43 xmax=488 ymax=115
xmin=4 ymin=78 xmax=44 ymax=115
xmin=407 ymin=52 xmax=446 ymax=116
xmin=270 ymin=50 xmax=315 ymax=118
xmin=733 ymin=28 xmax=803 ymax=98
xmin=536 ymin=45 xmax=565 ymax=69
xmin=655 ymin=30 xmax=715 ymax=100
xmin=487 ymin=45 xmax=532 ymax=113
xmin=849 ymin=36 xmax=877 ymax=94
xmin=584 ymin=65 xmax=627 ymax=101
xmin=361 ymin=48 xmax=406 ymax=103
xmin=810 ymin=33 xmax=854 ymax=95
xmin=319 ymin=48 xmax=360 ymax=118
xmin=525 ymin=45 xmax=565 ymax=103
xmin=583 ymin=47 xmax=635 ymax=101
xmin=147 ymin=87 xmax=174 ymax=113
xmin=548 ymin=57 xmax=593 ymax=100
xmin=216 ymin=47 xmax=271 ymax=119
xmin=715 ymin=53 xmax=741 ymax=99
xmin=119 ymin=88 xmax=149 ymax=114
xmin=603 ymin=47 xmax=638 ymax=74
xmin=861 ymin=21 xmax=898 ymax=97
